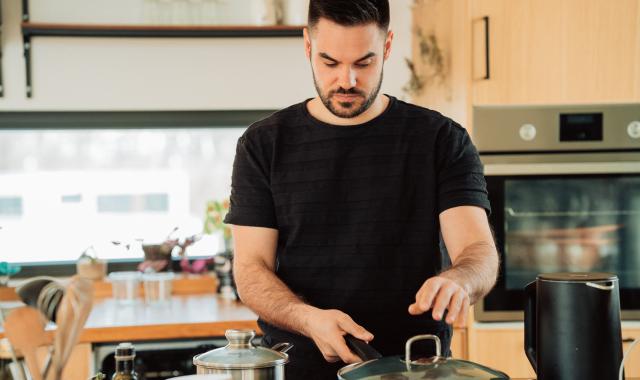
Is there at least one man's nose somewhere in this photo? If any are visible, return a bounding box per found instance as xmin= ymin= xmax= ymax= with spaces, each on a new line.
xmin=337 ymin=66 xmax=357 ymax=89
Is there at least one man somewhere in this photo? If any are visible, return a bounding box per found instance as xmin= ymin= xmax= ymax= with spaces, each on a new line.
xmin=223 ymin=0 xmax=499 ymax=378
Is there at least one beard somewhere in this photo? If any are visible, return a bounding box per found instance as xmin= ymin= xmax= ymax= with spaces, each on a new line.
xmin=312 ymin=68 xmax=384 ymax=119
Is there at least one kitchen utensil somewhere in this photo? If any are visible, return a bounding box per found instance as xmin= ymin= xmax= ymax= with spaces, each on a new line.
xmin=524 ymin=272 xmax=624 ymax=380
xmin=108 ymin=271 xmax=142 ymax=304
xmin=142 ymin=271 xmax=174 ymax=304
xmin=193 ymin=329 xmax=292 ymax=380
xmin=3 ymin=306 xmax=52 ymax=380
xmin=38 ymin=282 xmax=65 ymax=323
xmin=16 ymin=277 xmax=53 ymax=308
xmin=50 ymin=275 xmax=94 ymax=380
xmin=15 ymin=277 xmax=65 ymax=323
xmin=338 ymin=334 xmax=509 ymax=380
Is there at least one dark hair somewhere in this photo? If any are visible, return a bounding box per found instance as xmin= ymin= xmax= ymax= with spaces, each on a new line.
xmin=308 ymin=0 xmax=390 ymax=31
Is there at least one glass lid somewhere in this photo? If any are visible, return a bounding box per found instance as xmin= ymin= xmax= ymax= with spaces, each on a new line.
xmin=193 ymin=329 xmax=290 ymax=369
xmin=338 ymin=335 xmax=509 ymax=380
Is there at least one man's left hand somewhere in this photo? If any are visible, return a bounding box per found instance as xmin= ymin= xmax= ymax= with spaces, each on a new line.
xmin=408 ymin=276 xmax=470 ymax=326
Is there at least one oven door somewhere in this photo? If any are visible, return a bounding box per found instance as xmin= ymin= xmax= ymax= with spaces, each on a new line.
xmin=476 ymin=151 xmax=640 ymax=321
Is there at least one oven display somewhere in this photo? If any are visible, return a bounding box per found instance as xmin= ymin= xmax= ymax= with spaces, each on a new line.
xmin=559 ymin=113 xmax=603 ymax=141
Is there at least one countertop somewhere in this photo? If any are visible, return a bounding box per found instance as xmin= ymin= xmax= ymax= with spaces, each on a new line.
xmin=0 ymin=294 xmax=260 ymax=343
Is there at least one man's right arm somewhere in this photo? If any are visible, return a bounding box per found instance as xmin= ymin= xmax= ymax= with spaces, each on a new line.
xmin=231 ymin=224 xmax=373 ymax=364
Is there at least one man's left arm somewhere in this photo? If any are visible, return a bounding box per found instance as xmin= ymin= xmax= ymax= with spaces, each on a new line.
xmin=408 ymin=205 xmax=499 ymax=326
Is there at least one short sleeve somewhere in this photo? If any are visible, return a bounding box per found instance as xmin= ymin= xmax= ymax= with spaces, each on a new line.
xmin=223 ymin=132 xmax=278 ymax=229
xmin=435 ymin=121 xmax=491 ymax=215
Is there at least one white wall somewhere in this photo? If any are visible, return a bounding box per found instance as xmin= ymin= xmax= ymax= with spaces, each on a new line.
xmin=0 ymin=0 xmax=413 ymax=111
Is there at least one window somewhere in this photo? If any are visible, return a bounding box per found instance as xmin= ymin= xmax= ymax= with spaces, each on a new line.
xmin=0 ymin=111 xmax=272 ymax=269
xmin=0 ymin=197 xmax=23 ymax=217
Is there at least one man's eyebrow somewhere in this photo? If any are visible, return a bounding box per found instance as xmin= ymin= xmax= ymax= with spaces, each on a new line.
xmin=318 ymin=52 xmax=338 ymax=63
xmin=355 ymin=52 xmax=376 ymax=62
xmin=318 ymin=52 xmax=376 ymax=63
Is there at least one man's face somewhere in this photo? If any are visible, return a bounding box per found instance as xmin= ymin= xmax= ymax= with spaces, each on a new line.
xmin=305 ymin=18 xmax=393 ymax=118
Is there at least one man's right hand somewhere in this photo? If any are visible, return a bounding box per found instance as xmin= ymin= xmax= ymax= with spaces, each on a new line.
xmin=302 ymin=308 xmax=374 ymax=364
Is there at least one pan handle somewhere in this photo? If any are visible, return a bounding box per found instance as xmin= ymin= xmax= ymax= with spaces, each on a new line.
xmin=271 ymin=342 xmax=293 ymax=354
xmin=344 ymin=334 xmax=383 ymax=361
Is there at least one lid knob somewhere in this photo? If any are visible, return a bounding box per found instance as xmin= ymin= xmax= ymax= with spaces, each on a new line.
xmin=225 ymin=329 xmax=256 ymax=348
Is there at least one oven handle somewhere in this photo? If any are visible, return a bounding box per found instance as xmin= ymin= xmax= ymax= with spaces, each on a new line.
xmin=484 ymin=161 xmax=640 ymax=176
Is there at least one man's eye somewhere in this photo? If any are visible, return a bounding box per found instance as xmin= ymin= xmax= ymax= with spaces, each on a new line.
xmin=355 ymin=62 xmax=370 ymax=68
xmin=324 ymin=62 xmax=338 ymax=67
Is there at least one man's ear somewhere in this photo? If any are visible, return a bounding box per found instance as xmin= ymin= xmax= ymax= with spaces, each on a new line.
xmin=303 ymin=27 xmax=312 ymax=59
xmin=384 ymin=30 xmax=394 ymax=60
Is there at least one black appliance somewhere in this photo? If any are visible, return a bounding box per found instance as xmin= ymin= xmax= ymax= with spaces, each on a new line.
xmin=524 ymin=272 xmax=624 ymax=380
xmin=473 ymin=103 xmax=640 ymax=321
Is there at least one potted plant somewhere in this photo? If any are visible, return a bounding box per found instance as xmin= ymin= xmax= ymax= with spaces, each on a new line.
xmin=76 ymin=246 xmax=107 ymax=281
xmin=203 ymin=199 xmax=237 ymax=299
xmin=203 ymin=199 xmax=232 ymax=253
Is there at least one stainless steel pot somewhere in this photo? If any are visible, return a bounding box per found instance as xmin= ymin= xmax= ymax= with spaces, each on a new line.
xmin=338 ymin=334 xmax=509 ymax=380
xmin=193 ymin=329 xmax=293 ymax=380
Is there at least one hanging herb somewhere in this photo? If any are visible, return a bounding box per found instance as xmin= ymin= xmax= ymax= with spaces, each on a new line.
xmin=402 ymin=58 xmax=425 ymax=97
xmin=404 ymin=26 xmax=449 ymax=98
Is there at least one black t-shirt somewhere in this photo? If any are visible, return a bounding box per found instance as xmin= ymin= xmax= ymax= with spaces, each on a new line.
xmin=224 ymin=95 xmax=490 ymax=369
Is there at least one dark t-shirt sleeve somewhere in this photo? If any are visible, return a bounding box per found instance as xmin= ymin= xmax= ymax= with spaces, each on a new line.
xmin=435 ymin=120 xmax=491 ymax=215
xmin=223 ymin=130 xmax=278 ymax=229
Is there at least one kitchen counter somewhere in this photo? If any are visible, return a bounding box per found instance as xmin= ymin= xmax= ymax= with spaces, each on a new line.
xmin=1 ymin=294 xmax=260 ymax=343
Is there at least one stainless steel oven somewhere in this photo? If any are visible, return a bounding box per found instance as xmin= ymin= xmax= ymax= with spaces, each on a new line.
xmin=473 ymin=103 xmax=640 ymax=321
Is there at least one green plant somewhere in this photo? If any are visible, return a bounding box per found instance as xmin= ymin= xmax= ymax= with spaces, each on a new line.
xmin=78 ymin=245 xmax=100 ymax=263
xmin=204 ymin=199 xmax=231 ymax=243
xmin=403 ymin=27 xmax=449 ymax=98
xmin=403 ymin=57 xmax=425 ymax=97
xmin=0 ymin=261 xmax=21 ymax=286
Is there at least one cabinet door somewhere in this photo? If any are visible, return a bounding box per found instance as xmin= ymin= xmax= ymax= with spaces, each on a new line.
xmin=471 ymin=0 xmax=640 ymax=104
xmin=469 ymin=327 xmax=640 ymax=378
xmin=623 ymin=329 xmax=640 ymax=377
xmin=450 ymin=327 xmax=468 ymax=359
xmin=468 ymin=328 xmax=536 ymax=379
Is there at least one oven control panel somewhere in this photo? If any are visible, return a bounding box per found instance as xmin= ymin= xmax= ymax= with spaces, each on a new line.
xmin=473 ymin=104 xmax=640 ymax=152
xmin=628 ymin=121 xmax=640 ymax=139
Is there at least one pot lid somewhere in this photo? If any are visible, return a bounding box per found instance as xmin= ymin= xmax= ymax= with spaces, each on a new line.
xmin=338 ymin=335 xmax=509 ymax=380
xmin=338 ymin=356 xmax=509 ymax=380
xmin=193 ymin=329 xmax=290 ymax=369
xmin=538 ymin=272 xmax=617 ymax=282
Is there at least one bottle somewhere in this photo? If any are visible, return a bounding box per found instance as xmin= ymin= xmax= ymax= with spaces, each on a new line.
xmin=112 ymin=343 xmax=138 ymax=380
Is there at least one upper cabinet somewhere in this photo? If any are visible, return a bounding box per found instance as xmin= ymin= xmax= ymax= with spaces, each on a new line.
xmin=411 ymin=0 xmax=640 ymax=126
xmin=470 ymin=0 xmax=640 ymax=105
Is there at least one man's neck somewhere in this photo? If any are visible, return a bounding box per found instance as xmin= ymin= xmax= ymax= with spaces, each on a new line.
xmin=307 ymin=94 xmax=389 ymax=126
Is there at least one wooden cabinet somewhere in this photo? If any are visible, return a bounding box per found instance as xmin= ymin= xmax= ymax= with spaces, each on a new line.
xmin=0 ymin=343 xmax=94 ymax=380
xmin=450 ymin=327 xmax=468 ymax=359
xmin=471 ymin=0 xmax=640 ymax=105
xmin=467 ymin=324 xmax=640 ymax=378
xmin=623 ymin=328 xmax=640 ymax=377
xmin=411 ymin=0 xmax=640 ymax=132
xmin=468 ymin=326 xmax=535 ymax=378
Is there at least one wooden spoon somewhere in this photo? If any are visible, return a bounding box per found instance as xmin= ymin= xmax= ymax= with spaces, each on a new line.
xmin=3 ymin=306 xmax=52 ymax=380
xmin=50 ymin=275 xmax=93 ymax=380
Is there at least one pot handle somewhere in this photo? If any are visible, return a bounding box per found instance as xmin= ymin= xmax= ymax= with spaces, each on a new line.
xmin=404 ymin=334 xmax=441 ymax=365
xmin=344 ymin=334 xmax=383 ymax=361
xmin=271 ymin=342 xmax=294 ymax=354
xmin=524 ymin=280 xmax=537 ymax=373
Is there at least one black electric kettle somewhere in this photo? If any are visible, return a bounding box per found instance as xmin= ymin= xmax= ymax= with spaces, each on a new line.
xmin=524 ymin=272 xmax=624 ymax=380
